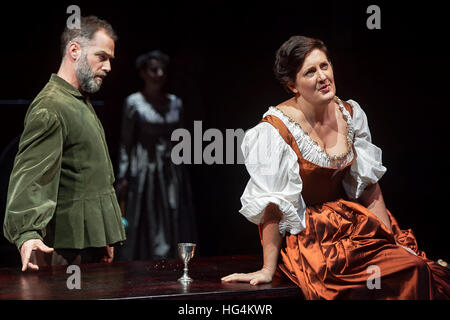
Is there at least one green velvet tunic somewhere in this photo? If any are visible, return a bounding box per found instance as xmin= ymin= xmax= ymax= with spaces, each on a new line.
xmin=3 ymin=74 xmax=126 ymax=250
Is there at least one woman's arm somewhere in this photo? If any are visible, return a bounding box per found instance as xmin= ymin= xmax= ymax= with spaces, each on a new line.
xmin=221 ymin=203 xmax=282 ymax=285
xmin=358 ymin=182 xmax=392 ymax=232
xmin=259 ymin=203 xmax=283 ymax=278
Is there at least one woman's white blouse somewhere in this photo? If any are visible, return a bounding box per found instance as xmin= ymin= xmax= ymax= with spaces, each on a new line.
xmin=239 ymin=99 xmax=387 ymax=236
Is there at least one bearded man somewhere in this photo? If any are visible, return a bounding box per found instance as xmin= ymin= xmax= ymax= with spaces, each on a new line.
xmin=3 ymin=16 xmax=126 ymax=271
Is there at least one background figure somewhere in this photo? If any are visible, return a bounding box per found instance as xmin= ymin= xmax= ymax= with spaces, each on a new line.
xmin=116 ymin=50 xmax=197 ymax=261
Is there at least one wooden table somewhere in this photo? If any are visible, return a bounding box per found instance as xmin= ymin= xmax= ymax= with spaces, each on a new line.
xmin=0 ymin=255 xmax=303 ymax=300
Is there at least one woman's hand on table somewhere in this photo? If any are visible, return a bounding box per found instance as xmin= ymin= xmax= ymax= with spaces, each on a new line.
xmin=221 ymin=267 xmax=274 ymax=286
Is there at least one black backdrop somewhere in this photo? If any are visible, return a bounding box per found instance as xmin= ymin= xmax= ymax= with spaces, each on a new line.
xmin=0 ymin=1 xmax=449 ymax=267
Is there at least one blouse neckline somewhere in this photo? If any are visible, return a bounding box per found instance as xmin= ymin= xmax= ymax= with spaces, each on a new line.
xmin=266 ymin=97 xmax=355 ymax=169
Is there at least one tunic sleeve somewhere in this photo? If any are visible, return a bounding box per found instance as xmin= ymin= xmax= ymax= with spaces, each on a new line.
xmin=117 ymin=97 xmax=137 ymax=180
xmin=342 ymin=100 xmax=387 ymax=199
xmin=239 ymin=122 xmax=307 ymax=236
xmin=3 ymin=108 xmax=63 ymax=250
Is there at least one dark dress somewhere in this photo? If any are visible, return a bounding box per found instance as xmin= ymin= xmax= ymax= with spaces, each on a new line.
xmin=117 ymin=92 xmax=197 ymax=261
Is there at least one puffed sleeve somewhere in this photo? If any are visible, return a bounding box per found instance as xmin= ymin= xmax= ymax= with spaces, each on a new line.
xmin=239 ymin=122 xmax=307 ymax=236
xmin=342 ymin=100 xmax=387 ymax=199
xmin=3 ymin=107 xmax=63 ymax=250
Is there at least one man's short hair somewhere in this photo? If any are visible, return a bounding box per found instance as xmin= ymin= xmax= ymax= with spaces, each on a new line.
xmin=60 ymin=15 xmax=117 ymax=58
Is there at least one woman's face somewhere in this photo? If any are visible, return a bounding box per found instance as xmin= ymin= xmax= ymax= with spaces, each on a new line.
xmin=141 ymin=58 xmax=167 ymax=86
xmin=288 ymin=48 xmax=336 ymax=105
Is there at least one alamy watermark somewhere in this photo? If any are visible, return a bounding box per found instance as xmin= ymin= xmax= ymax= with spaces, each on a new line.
xmin=170 ymin=121 xmax=278 ymax=175
xmin=171 ymin=121 xmax=245 ymax=165
xmin=366 ymin=265 xmax=381 ymax=290
xmin=66 ymin=5 xmax=81 ymax=29
xmin=366 ymin=5 xmax=381 ymax=30
xmin=66 ymin=265 xmax=81 ymax=289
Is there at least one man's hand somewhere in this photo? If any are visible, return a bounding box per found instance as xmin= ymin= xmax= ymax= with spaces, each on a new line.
xmin=101 ymin=245 xmax=114 ymax=263
xmin=20 ymin=239 xmax=54 ymax=271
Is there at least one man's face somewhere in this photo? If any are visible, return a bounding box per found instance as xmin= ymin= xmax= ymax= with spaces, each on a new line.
xmin=75 ymin=29 xmax=115 ymax=94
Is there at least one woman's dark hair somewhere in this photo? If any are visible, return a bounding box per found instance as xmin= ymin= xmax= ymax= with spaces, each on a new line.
xmin=135 ymin=50 xmax=170 ymax=71
xmin=274 ymin=36 xmax=330 ymax=93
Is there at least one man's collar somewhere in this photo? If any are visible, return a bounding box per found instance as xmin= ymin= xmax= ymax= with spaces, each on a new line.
xmin=49 ymin=73 xmax=84 ymax=98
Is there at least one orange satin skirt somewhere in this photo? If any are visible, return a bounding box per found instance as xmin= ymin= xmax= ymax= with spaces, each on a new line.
xmin=278 ymin=199 xmax=450 ymax=299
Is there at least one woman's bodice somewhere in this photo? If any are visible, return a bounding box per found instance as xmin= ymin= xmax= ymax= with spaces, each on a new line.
xmin=260 ymin=99 xmax=355 ymax=205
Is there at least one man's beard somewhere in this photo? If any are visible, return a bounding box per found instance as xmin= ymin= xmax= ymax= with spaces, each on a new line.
xmin=75 ymin=52 xmax=106 ymax=94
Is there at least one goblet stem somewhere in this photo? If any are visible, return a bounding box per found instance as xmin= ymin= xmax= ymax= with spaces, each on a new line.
xmin=178 ymin=261 xmax=192 ymax=282
xmin=184 ymin=262 xmax=188 ymax=278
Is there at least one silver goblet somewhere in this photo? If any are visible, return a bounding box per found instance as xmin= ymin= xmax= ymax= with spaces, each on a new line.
xmin=177 ymin=243 xmax=196 ymax=283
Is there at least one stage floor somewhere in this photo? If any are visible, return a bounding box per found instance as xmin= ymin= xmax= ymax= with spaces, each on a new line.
xmin=0 ymin=255 xmax=302 ymax=300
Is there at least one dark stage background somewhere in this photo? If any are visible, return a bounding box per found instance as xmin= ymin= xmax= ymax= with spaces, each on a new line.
xmin=0 ymin=1 xmax=448 ymax=267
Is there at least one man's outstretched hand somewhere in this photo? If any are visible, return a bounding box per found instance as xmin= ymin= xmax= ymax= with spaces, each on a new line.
xmin=20 ymin=239 xmax=54 ymax=271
